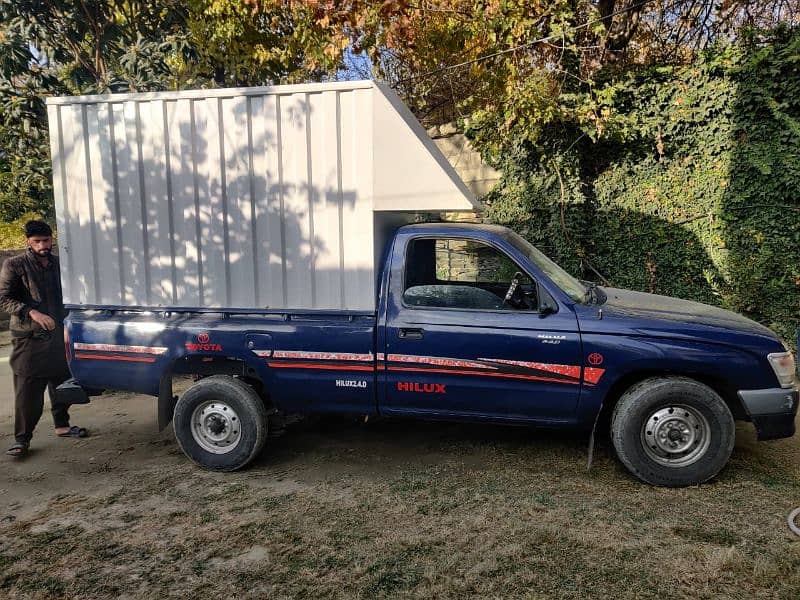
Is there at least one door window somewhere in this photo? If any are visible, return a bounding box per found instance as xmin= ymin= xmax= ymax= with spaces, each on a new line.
xmin=403 ymin=238 xmax=537 ymax=311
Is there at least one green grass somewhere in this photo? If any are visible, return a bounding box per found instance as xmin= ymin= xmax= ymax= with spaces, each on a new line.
xmin=361 ymin=543 xmax=430 ymax=597
xmin=2 ymin=419 xmax=800 ymax=598
xmin=672 ymin=526 xmax=742 ymax=546
xmin=15 ymin=573 xmax=67 ymax=596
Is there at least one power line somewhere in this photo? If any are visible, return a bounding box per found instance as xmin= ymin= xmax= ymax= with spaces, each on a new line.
xmin=392 ymin=0 xmax=660 ymax=87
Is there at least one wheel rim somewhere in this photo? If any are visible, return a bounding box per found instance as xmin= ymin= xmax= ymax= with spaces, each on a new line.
xmin=640 ymin=404 xmax=711 ymax=467
xmin=190 ymin=400 xmax=242 ymax=454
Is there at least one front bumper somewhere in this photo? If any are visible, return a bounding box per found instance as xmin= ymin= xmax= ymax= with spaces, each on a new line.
xmin=737 ymin=384 xmax=799 ymax=441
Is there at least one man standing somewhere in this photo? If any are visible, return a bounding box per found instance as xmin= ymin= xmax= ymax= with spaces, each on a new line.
xmin=0 ymin=220 xmax=87 ymax=458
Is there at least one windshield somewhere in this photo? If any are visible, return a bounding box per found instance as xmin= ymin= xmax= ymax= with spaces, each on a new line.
xmin=504 ymin=230 xmax=589 ymax=303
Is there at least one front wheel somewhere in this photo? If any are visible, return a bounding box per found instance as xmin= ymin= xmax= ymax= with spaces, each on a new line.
xmin=174 ymin=375 xmax=268 ymax=471
xmin=611 ymin=377 xmax=735 ymax=487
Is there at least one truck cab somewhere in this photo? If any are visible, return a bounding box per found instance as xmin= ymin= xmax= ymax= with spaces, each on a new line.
xmin=381 ymin=224 xmax=585 ymax=424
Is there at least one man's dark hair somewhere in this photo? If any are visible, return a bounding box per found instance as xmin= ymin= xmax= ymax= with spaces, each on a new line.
xmin=24 ymin=220 xmax=53 ymax=238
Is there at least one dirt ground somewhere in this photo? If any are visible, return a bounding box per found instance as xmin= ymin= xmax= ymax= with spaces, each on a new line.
xmin=2 ymin=332 xmax=800 ymax=598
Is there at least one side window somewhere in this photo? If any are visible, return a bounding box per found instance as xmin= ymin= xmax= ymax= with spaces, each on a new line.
xmin=403 ymin=238 xmax=537 ymax=311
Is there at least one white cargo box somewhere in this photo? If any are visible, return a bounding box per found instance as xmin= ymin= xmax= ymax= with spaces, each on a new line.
xmin=46 ymin=81 xmax=478 ymax=311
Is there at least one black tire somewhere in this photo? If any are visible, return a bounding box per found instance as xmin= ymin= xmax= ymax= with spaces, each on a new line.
xmin=610 ymin=377 xmax=735 ymax=487
xmin=173 ymin=375 xmax=268 ymax=471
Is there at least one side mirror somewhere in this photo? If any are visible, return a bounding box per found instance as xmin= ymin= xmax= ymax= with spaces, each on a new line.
xmin=538 ymin=304 xmax=556 ymax=318
xmin=538 ymin=287 xmax=557 ymax=317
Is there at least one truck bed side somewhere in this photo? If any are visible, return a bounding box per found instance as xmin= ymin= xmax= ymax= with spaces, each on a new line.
xmin=66 ymin=310 xmax=378 ymax=416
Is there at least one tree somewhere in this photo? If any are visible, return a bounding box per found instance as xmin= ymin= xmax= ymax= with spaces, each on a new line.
xmin=313 ymin=0 xmax=800 ymax=151
xmin=0 ymin=26 xmax=60 ymax=220
xmin=185 ymin=0 xmax=352 ymax=85
xmin=0 ymin=1 xmax=198 ymax=220
xmin=0 ymin=0 xmax=355 ymax=222
xmin=4 ymin=0 xmax=800 ymax=223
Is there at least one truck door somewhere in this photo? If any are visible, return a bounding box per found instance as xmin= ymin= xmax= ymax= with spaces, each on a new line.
xmin=382 ymin=235 xmax=583 ymax=422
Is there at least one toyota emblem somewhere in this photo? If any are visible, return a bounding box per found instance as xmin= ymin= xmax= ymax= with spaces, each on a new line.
xmin=588 ymin=353 xmax=604 ymax=366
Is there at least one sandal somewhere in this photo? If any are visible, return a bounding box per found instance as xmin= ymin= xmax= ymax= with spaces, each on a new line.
xmin=57 ymin=426 xmax=89 ymax=438
xmin=5 ymin=442 xmax=29 ymax=457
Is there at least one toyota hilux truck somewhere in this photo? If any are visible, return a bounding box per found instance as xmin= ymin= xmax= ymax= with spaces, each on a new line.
xmin=45 ymin=81 xmax=798 ymax=486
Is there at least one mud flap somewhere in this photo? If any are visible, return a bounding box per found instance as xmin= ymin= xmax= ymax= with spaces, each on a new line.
xmin=157 ymin=372 xmax=177 ymax=431
xmin=586 ymin=399 xmax=604 ymax=470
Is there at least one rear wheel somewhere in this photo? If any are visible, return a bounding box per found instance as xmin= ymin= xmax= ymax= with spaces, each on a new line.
xmin=174 ymin=375 xmax=267 ymax=471
xmin=611 ymin=377 xmax=735 ymax=486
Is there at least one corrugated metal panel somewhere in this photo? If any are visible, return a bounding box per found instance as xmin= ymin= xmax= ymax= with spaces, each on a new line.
xmin=166 ymin=98 xmax=201 ymax=306
xmin=47 ymin=81 xmax=478 ymax=310
xmin=341 ymin=88 xmax=375 ymax=311
xmin=250 ymin=94 xmax=284 ymax=309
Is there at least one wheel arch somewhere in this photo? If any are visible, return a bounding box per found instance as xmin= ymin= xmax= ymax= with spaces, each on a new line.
xmin=596 ymin=369 xmax=747 ymax=435
xmin=157 ymin=354 xmax=271 ymax=431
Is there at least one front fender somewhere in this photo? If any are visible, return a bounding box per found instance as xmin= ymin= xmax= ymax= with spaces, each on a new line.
xmin=576 ymin=334 xmax=776 ymax=427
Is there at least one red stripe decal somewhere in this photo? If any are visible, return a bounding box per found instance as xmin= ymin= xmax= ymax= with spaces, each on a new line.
xmin=479 ymin=358 xmax=580 ymax=379
xmin=267 ymin=362 xmax=374 ymax=372
xmin=387 ymin=354 xmax=496 ymax=370
xmin=387 ymin=366 xmax=579 ymax=385
xmin=74 ymin=343 xmax=167 ymax=354
xmin=272 ymin=351 xmax=373 ymax=362
xmin=74 ymin=353 xmax=156 ymax=363
xmin=583 ymin=367 xmax=605 ymax=385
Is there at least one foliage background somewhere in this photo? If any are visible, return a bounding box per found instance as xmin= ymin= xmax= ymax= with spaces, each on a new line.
xmin=483 ymin=28 xmax=800 ymax=347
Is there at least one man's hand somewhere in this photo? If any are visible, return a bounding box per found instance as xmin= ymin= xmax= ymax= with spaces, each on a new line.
xmin=29 ymin=309 xmax=56 ymax=331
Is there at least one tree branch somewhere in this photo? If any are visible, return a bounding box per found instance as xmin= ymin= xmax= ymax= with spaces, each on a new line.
xmin=39 ymin=0 xmax=100 ymax=80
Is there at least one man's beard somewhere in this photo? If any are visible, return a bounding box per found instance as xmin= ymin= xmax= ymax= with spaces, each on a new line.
xmin=33 ymin=248 xmax=51 ymax=256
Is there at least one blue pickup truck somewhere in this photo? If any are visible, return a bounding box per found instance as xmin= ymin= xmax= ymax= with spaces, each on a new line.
xmin=59 ymin=222 xmax=798 ymax=486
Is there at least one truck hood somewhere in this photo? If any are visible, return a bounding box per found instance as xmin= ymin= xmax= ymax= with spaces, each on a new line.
xmin=595 ymin=287 xmax=778 ymax=341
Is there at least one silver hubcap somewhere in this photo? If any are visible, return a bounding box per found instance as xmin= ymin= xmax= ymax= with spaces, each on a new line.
xmin=191 ymin=400 xmax=242 ymax=454
xmin=641 ymin=404 xmax=711 ymax=467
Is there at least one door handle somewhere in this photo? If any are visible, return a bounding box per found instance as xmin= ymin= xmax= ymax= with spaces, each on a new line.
xmin=398 ymin=328 xmax=424 ymax=340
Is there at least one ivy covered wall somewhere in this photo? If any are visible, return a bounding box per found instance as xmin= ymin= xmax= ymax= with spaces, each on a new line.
xmin=484 ymin=29 xmax=800 ymax=348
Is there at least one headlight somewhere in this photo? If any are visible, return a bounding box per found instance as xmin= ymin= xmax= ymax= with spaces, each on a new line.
xmin=767 ymin=351 xmax=797 ymax=388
